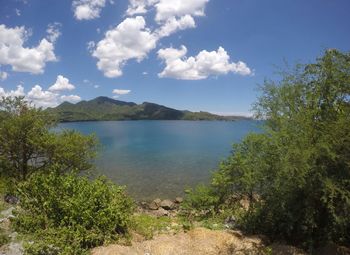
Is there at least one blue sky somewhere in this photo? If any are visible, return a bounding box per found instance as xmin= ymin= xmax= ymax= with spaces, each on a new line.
xmin=0 ymin=0 xmax=349 ymax=115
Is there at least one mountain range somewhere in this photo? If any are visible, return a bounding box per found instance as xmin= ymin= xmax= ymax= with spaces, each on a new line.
xmin=46 ymin=96 xmax=250 ymax=122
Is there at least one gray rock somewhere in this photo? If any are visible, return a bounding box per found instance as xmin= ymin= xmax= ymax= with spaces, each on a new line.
xmin=152 ymin=208 xmax=169 ymax=217
xmin=174 ymin=197 xmax=183 ymax=203
xmin=160 ymin=199 xmax=175 ymax=210
xmin=224 ymin=216 xmax=236 ymax=229
xmin=148 ymin=198 xmax=162 ymax=210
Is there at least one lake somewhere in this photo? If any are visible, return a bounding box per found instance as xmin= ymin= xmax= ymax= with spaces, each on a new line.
xmin=58 ymin=120 xmax=262 ymax=200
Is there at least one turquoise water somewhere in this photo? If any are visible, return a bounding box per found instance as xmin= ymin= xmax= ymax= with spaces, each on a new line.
xmin=58 ymin=120 xmax=262 ymax=200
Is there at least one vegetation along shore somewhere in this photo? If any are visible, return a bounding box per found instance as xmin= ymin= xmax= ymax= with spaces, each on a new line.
xmin=0 ymin=50 xmax=349 ymax=254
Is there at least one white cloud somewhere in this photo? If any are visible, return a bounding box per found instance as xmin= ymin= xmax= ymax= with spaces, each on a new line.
xmin=0 ymin=85 xmax=25 ymax=97
xmin=142 ymin=71 xmax=148 ymax=75
xmin=125 ymin=0 xmax=158 ymax=16
xmin=61 ymin=94 xmax=81 ymax=103
xmin=15 ymin=9 xmax=21 ymax=16
xmin=92 ymin=16 xmax=157 ymax=78
xmin=27 ymin=85 xmax=60 ymax=108
xmin=49 ymin=75 xmax=75 ymax=92
xmin=72 ymin=0 xmax=106 ymax=20
xmin=46 ymin=22 xmax=61 ymax=43
xmin=94 ymin=84 xmax=99 ymax=88
xmin=158 ymin=45 xmax=252 ymax=80
xmin=155 ymin=15 xmax=195 ymax=38
xmin=125 ymin=0 xmax=209 ymax=21
xmin=112 ymin=89 xmax=131 ymax=95
xmin=0 ymin=71 xmax=8 ymax=81
xmin=0 ymin=80 xmax=81 ymax=108
xmin=125 ymin=0 xmax=207 ymax=38
xmin=154 ymin=0 xmax=209 ymax=22
xmin=0 ymin=24 xmax=57 ymax=74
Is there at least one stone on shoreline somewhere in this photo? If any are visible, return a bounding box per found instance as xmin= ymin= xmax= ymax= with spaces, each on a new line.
xmin=160 ymin=199 xmax=175 ymax=210
xmin=174 ymin=197 xmax=183 ymax=203
xmin=148 ymin=198 xmax=162 ymax=210
xmin=152 ymin=208 xmax=169 ymax=217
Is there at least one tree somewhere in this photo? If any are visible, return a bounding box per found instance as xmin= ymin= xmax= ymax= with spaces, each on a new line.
xmin=210 ymin=49 xmax=350 ymax=249
xmin=0 ymin=97 xmax=97 ymax=181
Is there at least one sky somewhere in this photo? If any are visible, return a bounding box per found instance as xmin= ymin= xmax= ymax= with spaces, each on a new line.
xmin=0 ymin=0 xmax=350 ymax=116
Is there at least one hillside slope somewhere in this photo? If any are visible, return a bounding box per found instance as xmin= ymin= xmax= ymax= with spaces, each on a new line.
xmin=46 ymin=97 xmax=249 ymax=122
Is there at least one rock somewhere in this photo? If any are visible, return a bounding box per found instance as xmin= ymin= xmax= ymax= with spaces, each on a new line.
xmin=4 ymin=195 xmax=19 ymax=205
xmin=148 ymin=198 xmax=162 ymax=210
xmin=224 ymin=216 xmax=236 ymax=229
xmin=174 ymin=197 xmax=183 ymax=203
xmin=152 ymin=208 xmax=169 ymax=217
xmin=160 ymin=199 xmax=175 ymax=210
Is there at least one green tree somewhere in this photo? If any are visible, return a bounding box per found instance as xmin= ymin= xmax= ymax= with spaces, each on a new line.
xmin=0 ymin=97 xmax=97 ymax=181
xmin=202 ymin=49 xmax=350 ymax=249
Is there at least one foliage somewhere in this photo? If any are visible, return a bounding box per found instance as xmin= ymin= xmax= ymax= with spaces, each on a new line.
xmin=0 ymin=230 xmax=10 ymax=247
xmin=0 ymin=97 xmax=97 ymax=181
xmin=181 ymin=184 xmax=221 ymax=217
xmin=130 ymin=214 xmax=175 ymax=239
xmin=46 ymin=96 xmax=240 ymax=122
xmin=187 ymin=50 xmax=350 ymax=249
xmin=13 ymin=169 xmax=134 ymax=255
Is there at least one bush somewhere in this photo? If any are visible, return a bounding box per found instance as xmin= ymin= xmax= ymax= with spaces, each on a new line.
xmin=186 ymin=50 xmax=350 ymax=250
xmin=13 ymin=169 xmax=134 ymax=254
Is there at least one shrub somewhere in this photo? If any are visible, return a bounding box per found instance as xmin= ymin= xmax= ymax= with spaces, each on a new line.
xmin=13 ymin=169 xmax=134 ymax=254
xmin=186 ymin=50 xmax=350 ymax=250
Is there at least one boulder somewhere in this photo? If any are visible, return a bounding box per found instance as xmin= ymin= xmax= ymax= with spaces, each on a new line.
xmin=160 ymin=199 xmax=175 ymax=210
xmin=174 ymin=197 xmax=183 ymax=203
xmin=152 ymin=208 xmax=169 ymax=217
xmin=148 ymin=198 xmax=162 ymax=210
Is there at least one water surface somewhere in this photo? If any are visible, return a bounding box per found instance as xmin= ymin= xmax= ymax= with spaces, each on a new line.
xmin=58 ymin=120 xmax=261 ymax=200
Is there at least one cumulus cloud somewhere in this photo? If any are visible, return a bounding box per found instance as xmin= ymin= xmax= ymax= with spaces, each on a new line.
xmin=0 ymin=71 xmax=8 ymax=81
xmin=0 ymin=24 xmax=57 ymax=74
xmin=155 ymin=15 xmax=195 ymax=38
xmin=157 ymin=45 xmax=252 ymax=80
xmin=126 ymin=0 xmax=209 ymax=21
xmin=154 ymin=0 xmax=209 ymax=22
xmin=112 ymin=89 xmax=131 ymax=95
xmin=72 ymin=0 xmax=106 ymax=20
xmin=125 ymin=0 xmax=207 ymax=38
xmin=92 ymin=16 xmax=157 ymax=77
xmin=27 ymin=85 xmax=60 ymax=108
xmin=0 ymin=84 xmax=81 ymax=108
xmin=0 ymin=85 xmax=25 ymax=97
xmin=0 ymin=74 xmax=81 ymax=108
xmin=49 ymin=75 xmax=75 ymax=92
xmin=61 ymin=94 xmax=81 ymax=103
xmin=93 ymin=0 xmax=209 ymax=77
xmin=125 ymin=0 xmax=158 ymax=16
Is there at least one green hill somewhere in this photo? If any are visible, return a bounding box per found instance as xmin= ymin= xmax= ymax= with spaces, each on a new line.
xmin=46 ymin=96 xmax=249 ymax=122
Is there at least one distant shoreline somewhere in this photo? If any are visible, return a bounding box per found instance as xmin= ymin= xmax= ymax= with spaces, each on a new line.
xmin=57 ymin=118 xmax=253 ymax=123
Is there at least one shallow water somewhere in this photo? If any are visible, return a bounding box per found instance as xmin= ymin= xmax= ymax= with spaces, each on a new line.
xmin=58 ymin=120 xmax=262 ymax=200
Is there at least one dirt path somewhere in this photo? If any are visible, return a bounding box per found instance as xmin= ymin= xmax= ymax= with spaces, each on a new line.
xmin=92 ymin=227 xmax=306 ymax=255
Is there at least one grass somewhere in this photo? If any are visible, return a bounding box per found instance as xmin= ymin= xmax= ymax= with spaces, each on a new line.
xmin=130 ymin=214 xmax=182 ymax=239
